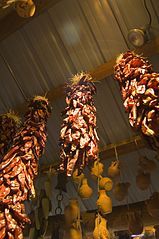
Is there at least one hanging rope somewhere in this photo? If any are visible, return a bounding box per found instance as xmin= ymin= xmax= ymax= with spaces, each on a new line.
xmin=114 ymin=145 xmax=119 ymax=162
xmin=114 ymin=145 xmax=122 ymax=181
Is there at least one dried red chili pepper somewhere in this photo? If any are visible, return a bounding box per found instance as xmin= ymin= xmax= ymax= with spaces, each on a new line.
xmin=0 ymin=112 xmax=21 ymax=160
xmin=0 ymin=96 xmax=51 ymax=239
xmin=59 ymin=73 xmax=99 ymax=176
xmin=114 ymin=51 xmax=159 ymax=149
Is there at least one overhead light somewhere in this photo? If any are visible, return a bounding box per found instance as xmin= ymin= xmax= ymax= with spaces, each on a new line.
xmin=128 ymin=0 xmax=152 ymax=48
xmin=128 ymin=28 xmax=146 ymax=48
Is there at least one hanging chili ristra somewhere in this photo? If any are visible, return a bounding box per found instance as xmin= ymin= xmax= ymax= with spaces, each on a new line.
xmin=0 ymin=96 xmax=51 ymax=239
xmin=59 ymin=72 xmax=99 ymax=176
xmin=0 ymin=111 xmax=21 ymax=159
xmin=114 ymin=51 xmax=159 ymax=149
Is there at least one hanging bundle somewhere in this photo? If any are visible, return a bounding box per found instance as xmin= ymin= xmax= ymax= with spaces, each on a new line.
xmin=0 ymin=96 xmax=51 ymax=239
xmin=114 ymin=51 xmax=159 ymax=149
xmin=0 ymin=111 xmax=21 ymax=159
xmin=93 ymin=214 xmax=110 ymax=239
xmin=59 ymin=72 xmax=99 ymax=176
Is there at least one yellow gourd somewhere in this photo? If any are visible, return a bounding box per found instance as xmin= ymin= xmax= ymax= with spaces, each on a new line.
xmin=69 ymin=227 xmax=82 ymax=239
xmin=96 ymin=190 xmax=112 ymax=214
xmin=91 ymin=161 xmax=104 ymax=178
xmin=108 ymin=161 xmax=120 ymax=178
xmin=99 ymin=176 xmax=113 ymax=191
xmin=78 ymin=178 xmax=93 ymax=199
xmin=93 ymin=216 xmax=109 ymax=239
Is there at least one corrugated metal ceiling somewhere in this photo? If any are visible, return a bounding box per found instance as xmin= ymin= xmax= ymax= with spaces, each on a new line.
xmin=0 ymin=0 xmax=159 ymax=208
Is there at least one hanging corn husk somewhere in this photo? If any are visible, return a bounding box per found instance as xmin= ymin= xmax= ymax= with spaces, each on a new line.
xmin=0 ymin=96 xmax=51 ymax=239
xmin=114 ymin=51 xmax=159 ymax=150
xmin=33 ymin=188 xmax=51 ymax=238
xmin=59 ymin=72 xmax=99 ymax=176
xmin=0 ymin=111 xmax=21 ymax=159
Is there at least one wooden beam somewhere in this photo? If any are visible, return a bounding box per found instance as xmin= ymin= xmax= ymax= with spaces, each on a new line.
xmin=41 ymin=135 xmax=145 ymax=173
xmin=0 ymin=0 xmax=62 ymax=41
xmin=99 ymin=135 xmax=145 ymax=160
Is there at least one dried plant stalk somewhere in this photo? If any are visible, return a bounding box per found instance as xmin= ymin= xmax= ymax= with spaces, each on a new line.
xmin=0 ymin=111 xmax=21 ymax=159
xmin=59 ymin=72 xmax=99 ymax=176
xmin=0 ymin=96 xmax=51 ymax=239
xmin=114 ymin=51 xmax=159 ymax=149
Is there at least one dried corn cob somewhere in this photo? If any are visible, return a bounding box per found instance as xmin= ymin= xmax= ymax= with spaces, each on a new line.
xmin=0 ymin=111 xmax=21 ymax=159
xmin=59 ymin=72 xmax=99 ymax=176
xmin=0 ymin=96 xmax=51 ymax=239
xmin=114 ymin=51 xmax=159 ymax=149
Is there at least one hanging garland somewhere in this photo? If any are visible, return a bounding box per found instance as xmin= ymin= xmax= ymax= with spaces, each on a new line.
xmin=114 ymin=51 xmax=159 ymax=150
xmin=59 ymin=72 xmax=99 ymax=176
xmin=0 ymin=111 xmax=21 ymax=159
xmin=0 ymin=96 xmax=51 ymax=239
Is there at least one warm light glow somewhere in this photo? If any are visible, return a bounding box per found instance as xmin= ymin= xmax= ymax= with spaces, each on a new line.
xmin=128 ymin=29 xmax=145 ymax=47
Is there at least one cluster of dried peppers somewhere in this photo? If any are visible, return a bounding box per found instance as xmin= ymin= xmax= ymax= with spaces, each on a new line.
xmin=0 ymin=112 xmax=21 ymax=159
xmin=59 ymin=72 xmax=99 ymax=176
xmin=114 ymin=51 xmax=159 ymax=149
xmin=0 ymin=96 xmax=51 ymax=239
